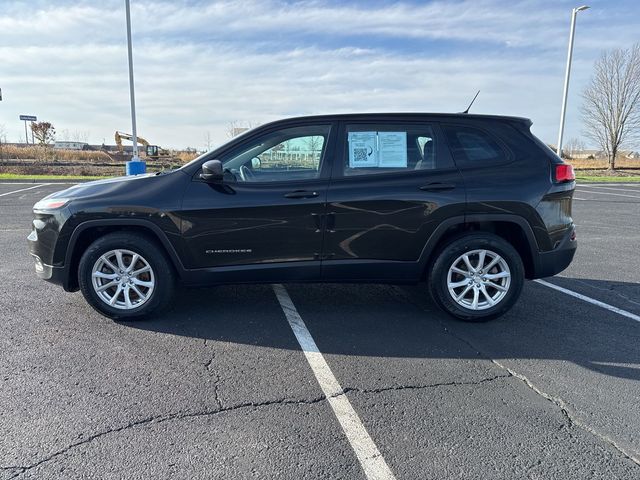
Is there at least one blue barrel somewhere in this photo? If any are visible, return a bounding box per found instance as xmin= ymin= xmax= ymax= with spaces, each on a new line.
xmin=126 ymin=160 xmax=147 ymax=175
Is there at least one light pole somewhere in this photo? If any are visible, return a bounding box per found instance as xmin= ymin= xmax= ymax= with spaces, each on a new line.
xmin=556 ymin=5 xmax=589 ymax=157
xmin=124 ymin=0 xmax=146 ymax=175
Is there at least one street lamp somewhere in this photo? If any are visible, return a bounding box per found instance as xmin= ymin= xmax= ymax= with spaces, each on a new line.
xmin=556 ymin=5 xmax=589 ymax=157
xmin=124 ymin=0 xmax=146 ymax=175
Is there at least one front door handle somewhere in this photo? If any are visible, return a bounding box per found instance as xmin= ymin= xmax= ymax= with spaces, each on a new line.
xmin=284 ymin=190 xmax=319 ymax=199
xmin=419 ymin=183 xmax=456 ymax=192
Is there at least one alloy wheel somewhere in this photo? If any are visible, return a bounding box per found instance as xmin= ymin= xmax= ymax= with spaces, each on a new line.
xmin=91 ymin=249 xmax=155 ymax=310
xmin=446 ymin=249 xmax=511 ymax=311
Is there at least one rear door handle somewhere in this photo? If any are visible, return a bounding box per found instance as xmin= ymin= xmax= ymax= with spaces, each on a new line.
xmin=326 ymin=212 xmax=336 ymax=232
xmin=419 ymin=183 xmax=456 ymax=192
xmin=284 ymin=190 xmax=319 ymax=199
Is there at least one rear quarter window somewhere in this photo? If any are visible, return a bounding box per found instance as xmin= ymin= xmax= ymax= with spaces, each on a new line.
xmin=442 ymin=124 xmax=511 ymax=167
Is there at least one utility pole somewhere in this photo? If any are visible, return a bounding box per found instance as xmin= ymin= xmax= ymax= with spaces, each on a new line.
xmin=557 ymin=5 xmax=589 ymax=157
xmin=124 ymin=0 xmax=146 ymax=175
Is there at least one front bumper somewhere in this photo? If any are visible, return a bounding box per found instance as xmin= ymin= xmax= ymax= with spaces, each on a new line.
xmin=532 ymin=226 xmax=577 ymax=278
xmin=29 ymin=252 xmax=68 ymax=286
xmin=27 ymin=209 xmax=74 ymax=291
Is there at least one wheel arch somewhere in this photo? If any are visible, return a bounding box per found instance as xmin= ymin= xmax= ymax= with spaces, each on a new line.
xmin=63 ymin=219 xmax=185 ymax=291
xmin=419 ymin=214 xmax=538 ymax=280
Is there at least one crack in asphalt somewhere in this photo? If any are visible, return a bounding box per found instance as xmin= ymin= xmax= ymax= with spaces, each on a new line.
xmin=447 ymin=326 xmax=640 ymax=467
xmin=448 ymin=326 xmax=640 ymax=467
xmin=492 ymin=358 xmax=640 ymax=467
xmin=338 ymin=374 xmax=511 ymax=396
xmin=440 ymin=319 xmax=637 ymax=464
xmin=1 ymin=374 xmax=509 ymax=477
xmin=1 ymin=395 xmax=327 ymax=478
xmin=389 ymin=285 xmax=640 ymax=468
xmin=203 ymin=339 xmax=222 ymax=410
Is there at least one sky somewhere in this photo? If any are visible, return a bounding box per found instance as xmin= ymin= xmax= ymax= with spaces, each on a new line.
xmin=0 ymin=0 xmax=638 ymax=150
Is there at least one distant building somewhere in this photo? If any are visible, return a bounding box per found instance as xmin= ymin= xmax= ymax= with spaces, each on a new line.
xmin=54 ymin=141 xmax=89 ymax=151
xmin=569 ymin=149 xmax=639 ymax=160
xmin=620 ymin=150 xmax=640 ymax=159
xmin=570 ymin=149 xmax=603 ymax=159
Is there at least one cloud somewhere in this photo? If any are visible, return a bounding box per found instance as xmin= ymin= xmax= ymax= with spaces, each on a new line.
xmin=0 ymin=0 xmax=638 ymax=149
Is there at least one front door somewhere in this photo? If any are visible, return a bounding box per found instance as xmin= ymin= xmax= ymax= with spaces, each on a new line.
xmin=322 ymin=120 xmax=465 ymax=280
xmin=179 ymin=124 xmax=335 ymax=277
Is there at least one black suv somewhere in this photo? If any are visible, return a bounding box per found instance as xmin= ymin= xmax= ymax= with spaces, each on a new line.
xmin=28 ymin=113 xmax=576 ymax=321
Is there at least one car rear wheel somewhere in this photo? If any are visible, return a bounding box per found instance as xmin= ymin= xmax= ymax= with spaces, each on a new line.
xmin=429 ymin=233 xmax=524 ymax=322
xmin=78 ymin=232 xmax=174 ymax=319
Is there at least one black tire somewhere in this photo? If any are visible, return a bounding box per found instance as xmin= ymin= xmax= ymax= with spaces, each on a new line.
xmin=428 ymin=233 xmax=524 ymax=322
xmin=78 ymin=232 xmax=175 ymax=320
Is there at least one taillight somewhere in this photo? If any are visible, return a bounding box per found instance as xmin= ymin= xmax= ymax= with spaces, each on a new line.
xmin=555 ymin=164 xmax=575 ymax=183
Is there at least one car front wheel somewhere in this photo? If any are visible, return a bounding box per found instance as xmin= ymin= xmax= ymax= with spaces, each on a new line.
xmin=78 ymin=232 xmax=174 ymax=319
xmin=429 ymin=233 xmax=524 ymax=322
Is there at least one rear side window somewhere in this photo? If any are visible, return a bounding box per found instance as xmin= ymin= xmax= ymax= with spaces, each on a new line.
xmin=443 ymin=125 xmax=508 ymax=166
xmin=343 ymin=124 xmax=443 ymax=176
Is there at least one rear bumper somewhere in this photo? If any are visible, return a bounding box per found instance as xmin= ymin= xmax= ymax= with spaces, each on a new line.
xmin=532 ymin=226 xmax=577 ymax=278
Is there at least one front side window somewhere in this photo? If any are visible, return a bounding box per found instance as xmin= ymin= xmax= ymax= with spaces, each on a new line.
xmin=343 ymin=124 xmax=438 ymax=176
xmin=220 ymin=125 xmax=330 ymax=182
xmin=442 ymin=124 xmax=507 ymax=165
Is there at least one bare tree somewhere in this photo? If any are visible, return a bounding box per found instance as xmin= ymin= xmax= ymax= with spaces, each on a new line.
xmin=304 ymin=135 xmax=323 ymax=153
xmin=31 ymin=121 xmax=56 ymax=145
xmin=581 ymin=44 xmax=640 ymax=170
xmin=565 ymin=137 xmax=585 ymax=159
xmin=0 ymin=124 xmax=6 ymax=161
xmin=303 ymin=135 xmax=324 ymax=164
xmin=204 ymin=131 xmax=213 ymax=151
xmin=226 ymin=120 xmax=260 ymax=138
xmin=71 ymin=130 xmax=90 ymax=143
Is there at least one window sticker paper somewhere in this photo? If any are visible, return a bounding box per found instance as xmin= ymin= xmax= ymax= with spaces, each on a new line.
xmin=348 ymin=132 xmax=378 ymax=168
xmin=378 ymin=132 xmax=407 ymax=168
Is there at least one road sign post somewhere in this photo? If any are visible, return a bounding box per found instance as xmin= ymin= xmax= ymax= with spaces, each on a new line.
xmin=19 ymin=115 xmax=37 ymax=145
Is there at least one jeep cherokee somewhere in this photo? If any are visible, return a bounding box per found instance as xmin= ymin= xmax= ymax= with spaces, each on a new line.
xmin=28 ymin=113 xmax=577 ymax=321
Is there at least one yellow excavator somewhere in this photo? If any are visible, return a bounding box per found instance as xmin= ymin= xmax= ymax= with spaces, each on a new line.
xmin=114 ymin=131 xmax=171 ymax=159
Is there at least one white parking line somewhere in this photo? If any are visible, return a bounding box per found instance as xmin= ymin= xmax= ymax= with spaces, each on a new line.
xmin=578 ymin=183 xmax=639 ymax=187
xmin=0 ymin=182 xmax=77 ymax=185
xmin=535 ymin=279 xmax=640 ymax=324
xmin=575 ymin=188 xmax=640 ymax=199
xmin=273 ymin=284 xmax=396 ymax=480
xmin=0 ymin=184 xmax=48 ymax=197
xmin=582 ymin=185 xmax=640 ymax=193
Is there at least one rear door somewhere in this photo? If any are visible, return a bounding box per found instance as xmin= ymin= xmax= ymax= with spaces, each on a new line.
xmin=322 ymin=120 xmax=465 ymax=280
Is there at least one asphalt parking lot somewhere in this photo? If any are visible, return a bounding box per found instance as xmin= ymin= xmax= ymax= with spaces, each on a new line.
xmin=1 ymin=182 xmax=639 ymax=479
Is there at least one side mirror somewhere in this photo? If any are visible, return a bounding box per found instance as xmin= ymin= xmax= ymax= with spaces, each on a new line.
xmin=200 ymin=159 xmax=223 ymax=182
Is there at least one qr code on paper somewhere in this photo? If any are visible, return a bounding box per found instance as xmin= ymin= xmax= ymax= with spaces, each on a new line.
xmin=353 ymin=148 xmax=368 ymax=162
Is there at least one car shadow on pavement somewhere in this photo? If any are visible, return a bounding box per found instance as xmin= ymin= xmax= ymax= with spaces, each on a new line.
xmin=123 ymin=279 xmax=640 ymax=381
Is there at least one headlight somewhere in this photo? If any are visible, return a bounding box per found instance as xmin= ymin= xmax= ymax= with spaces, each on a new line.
xmin=33 ymin=198 xmax=71 ymax=210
